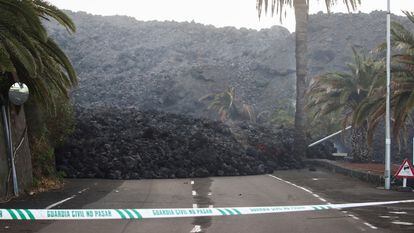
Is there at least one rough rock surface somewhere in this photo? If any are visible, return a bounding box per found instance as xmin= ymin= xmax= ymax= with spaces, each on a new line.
xmin=56 ymin=106 xmax=302 ymax=179
xmin=44 ymin=11 xmax=411 ymax=120
xmin=49 ymin=11 xmax=412 ymax=170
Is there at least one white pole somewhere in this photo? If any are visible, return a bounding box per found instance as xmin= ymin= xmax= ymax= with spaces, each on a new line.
xmin=403 ymin=178 xmax=407 ymax=188
xmin=412 ymin=137 xmax=414 ymax=165
xmin=384 ymin=0 xmax=391 ymax=190
xmin=1 ymin=105 xmax=18 ymax=196
xmin=308 ymin=126 xmax=352 ymax=147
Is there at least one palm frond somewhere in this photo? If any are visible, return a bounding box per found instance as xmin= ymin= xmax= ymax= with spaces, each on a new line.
xmin=0 ymin=0 xmax=77 ymax=111
xmin=256 ymin=0 xmax=360 ymax=20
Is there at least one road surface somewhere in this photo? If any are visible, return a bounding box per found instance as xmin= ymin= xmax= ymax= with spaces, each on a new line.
xmin=1 ymin=169 xmax=413 ymax=233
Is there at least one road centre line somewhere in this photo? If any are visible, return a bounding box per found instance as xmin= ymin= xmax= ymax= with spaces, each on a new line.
xmin=389 ymin=211 xmax=407 ymax=214
xmin=391 ymin=221 xmax=414 ymax=226
xmin=191 ymin=181 xmax=194 ymax=185
xmin=348 ymin=214 xmax=359 ymax=220
xmin=193 ymin=204 xmax=198 ymax=208
xmin=190 ymin=225 xmax=202 ymax=232
xmin=192 ymin=190 xmax=197 ymax=196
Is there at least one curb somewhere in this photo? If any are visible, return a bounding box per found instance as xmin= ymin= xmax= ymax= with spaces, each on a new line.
xmin=305 ymin=159 xmax=385 ymax=186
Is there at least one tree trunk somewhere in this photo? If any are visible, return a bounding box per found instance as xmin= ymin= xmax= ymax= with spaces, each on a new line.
xmin=292 ymin=0 xmax=309 ymax=158
xmin=350 ymin=124 xmax=372 ymax=163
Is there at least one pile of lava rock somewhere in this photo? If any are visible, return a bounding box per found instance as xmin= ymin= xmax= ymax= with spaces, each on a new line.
xmin=56 ymin=106 xmax=304 ymax=179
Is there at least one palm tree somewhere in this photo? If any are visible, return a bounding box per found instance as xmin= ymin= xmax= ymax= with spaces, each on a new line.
xmin=200 ymin=87 xmax=237 ymax=121
xmin=0 ymin=0 xmax=77 ymax=194
xmin=200 ymin=87 xmax=256 ymax=122
xmin=0 ymin=0 xmax=77 ymax=109
xmin=256 ymin=0 xmax=361 ymax=157
xmin=353 ymin=11 xmax=414 ymax=142
xmin=307 ymin=49 xmax=385 ymax=162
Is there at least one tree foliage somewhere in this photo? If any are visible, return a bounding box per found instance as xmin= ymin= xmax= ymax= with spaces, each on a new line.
xmin=307 ymin=48 xmax=384 ymax=161
xmin=353 ymin=11 xmax=414 ymax=141
xmin=308 ymin=48 xmax=385 ymax=127
xmin=256 ymin=0 xmax=360 ymax=20
xmin=0 ymin=0 xmax=77 ymax=184
xmin=256 ymin=0 xmax=361 ymax=158
xmin=0 ymin=0 xmax=77 ymax=110
xmin=200 ymin=87 xmax=257 ymax=122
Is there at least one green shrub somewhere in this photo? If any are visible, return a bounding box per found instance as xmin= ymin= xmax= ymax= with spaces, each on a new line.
xmin=25 ymin=92 xmax=75 ymax=182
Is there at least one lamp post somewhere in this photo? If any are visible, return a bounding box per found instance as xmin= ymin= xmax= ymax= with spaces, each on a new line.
xmin=384 ymin=0 xmax=391 ymax=190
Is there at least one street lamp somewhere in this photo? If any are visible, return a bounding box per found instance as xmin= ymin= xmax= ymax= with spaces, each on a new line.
xmin=384 ymin=0 xmax=391 ymax=190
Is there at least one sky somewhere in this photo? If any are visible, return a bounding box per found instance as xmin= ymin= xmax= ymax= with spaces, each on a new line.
xmin=48 ymin=0 xmax=414 ymax=32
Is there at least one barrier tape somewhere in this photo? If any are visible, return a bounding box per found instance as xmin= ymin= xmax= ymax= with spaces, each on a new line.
xmin=1 ymin=199 xmax=413 ymax=220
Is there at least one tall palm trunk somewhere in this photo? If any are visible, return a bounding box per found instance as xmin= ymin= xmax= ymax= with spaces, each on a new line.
xmin=350 ymin=123 xmax=372 ymax=163
xmin=293 ymin=0 xmax=309 ymax=158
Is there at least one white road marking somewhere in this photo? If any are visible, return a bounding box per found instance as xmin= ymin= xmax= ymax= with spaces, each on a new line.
xmin=391 ymin=221 xmax=414 ymax=226
xmin=191 ymin=181 xmax=194 ymax=185
xmin=318 ymin=198 xmax=327 ymax=202
xmin=268 ymin=175 xmax=313 ymax=194
xmin=190 ymin=225 xmax=202 ymax=233
xmin=192 ymin=190 xmax=197 ymax=196
xmin=78 ymin=188 xmax=89 ymax=194
xmin=268 ymin=175 xmax=283 ymax=181
xmin=268 ymin=174 xmax=381 ymax=232
xmin=45 ymin=195 xmax=76 ymax=209
xmin=298 ymin=187 xmax=313 ymax=194
xmin=348 ymin=214 xmax=360 ymax=220
xmin=363 ymin=222 xmax=378 ymax=230
xmin=389 ymin=211 xmax=407 ymax=215
xmin=192 ymin=204 xmax=198 ymax=208
xmin=209 ymin=205 xmax=214 ymax=208
xmin=208 ymin=192 xmax=212 ymax=196
xmin=45 ymin=187 xmax=90 ymax=209
xmin=379 ymin=215 xmax=391 ymax=218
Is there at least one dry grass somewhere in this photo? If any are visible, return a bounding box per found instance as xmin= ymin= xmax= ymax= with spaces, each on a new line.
xmin=29 ymin=176 xmax=64 ymax=195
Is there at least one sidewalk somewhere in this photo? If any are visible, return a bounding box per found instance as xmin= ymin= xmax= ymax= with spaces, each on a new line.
xmin=306 ymin=159 xmax=409 ymax=187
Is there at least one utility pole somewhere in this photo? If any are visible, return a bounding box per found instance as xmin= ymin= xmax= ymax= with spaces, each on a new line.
xmin=384 ymin=0 xmax=391 ymax=190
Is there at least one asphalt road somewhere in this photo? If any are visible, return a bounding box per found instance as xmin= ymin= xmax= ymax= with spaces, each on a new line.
xmin=1 ymin=169 xmax=413 ymax=233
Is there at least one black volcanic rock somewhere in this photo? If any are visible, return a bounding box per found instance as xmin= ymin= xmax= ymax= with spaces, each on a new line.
xmin=49 ymin=11 xmax=414 ymax=170
xmin=56 ymin=106 xmax=302 ymax=179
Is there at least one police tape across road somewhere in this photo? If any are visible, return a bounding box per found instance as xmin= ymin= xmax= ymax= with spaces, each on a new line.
xmin=1 ymin=199 xmax=413 ymax=220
